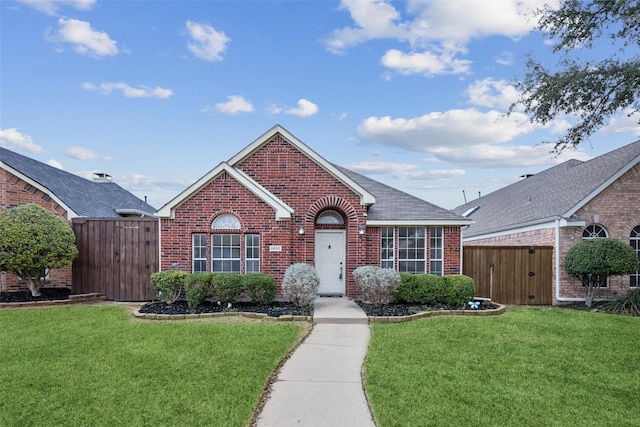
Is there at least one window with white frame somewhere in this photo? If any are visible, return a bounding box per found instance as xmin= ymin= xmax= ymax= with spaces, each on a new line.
xmin=429 ymin=226 xmax=443 ymax=276
xmin=398 ymin=227 xmax=426 ymax=273
xmin=212 ymin=214 xmax=241 ymax=230
xmin=192 ymin=234 xmax=207 ymax=273
xmin=631 ymin=227 xmax=640 ymax=288
xmin=582 ymin=224 xmax=609 ymax=287
xmin=245 ymin=234 xmax=260 ymax=273
xmin=381 ymin=227 xmax=394 ymax=269
xmin=212 ymin=234 xmax=241 ymax=273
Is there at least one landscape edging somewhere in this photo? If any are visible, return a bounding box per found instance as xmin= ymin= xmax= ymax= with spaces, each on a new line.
xmin=368 ymin=303 xmax=507 ymax=323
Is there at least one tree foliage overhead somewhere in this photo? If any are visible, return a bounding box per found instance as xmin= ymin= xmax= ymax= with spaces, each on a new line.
xmin=0 ymin=203 xmax=78 ymax=296
xmin=564 ymin=237 xmax=638 ymax=307
xmin=513 ymin=0 xmax=640 ymax=152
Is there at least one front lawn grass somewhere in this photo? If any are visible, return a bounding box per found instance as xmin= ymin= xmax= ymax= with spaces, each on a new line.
xmin=364 ymin=307 xmax=640 ymax=427
xmin=0 ymin=304 xmax=304 ymax=427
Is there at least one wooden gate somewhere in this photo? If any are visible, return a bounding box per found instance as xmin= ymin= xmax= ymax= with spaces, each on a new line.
xmin=72 ymin=218 xmax=158 ymax=301
xmin=463 ymin=246 xmax=552 ymax=305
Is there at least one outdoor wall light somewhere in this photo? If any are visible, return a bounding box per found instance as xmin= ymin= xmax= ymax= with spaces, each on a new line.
xmin=358 ymin=224 xmax=366 ymax=235
xmin=298 ymin=224 xmax=305 ymax=235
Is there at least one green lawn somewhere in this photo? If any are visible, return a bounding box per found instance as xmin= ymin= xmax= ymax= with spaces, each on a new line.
xmin=364 ymin=308 xmax=640 ymax=427
xmin=0 ymin=305 xmax=304 ymax=427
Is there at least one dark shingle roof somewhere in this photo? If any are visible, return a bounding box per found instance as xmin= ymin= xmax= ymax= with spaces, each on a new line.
xmin=335 ymin=164 xmax=469 ymax=223
xmin=1 ymin=147 xmax=155 ymax=218
xmin=453 ymin=140 xmax=640 ymax=236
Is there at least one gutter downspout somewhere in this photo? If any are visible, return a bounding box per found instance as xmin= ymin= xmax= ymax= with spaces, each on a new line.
xmin=555 ymin=218 xmax=584 ymax=303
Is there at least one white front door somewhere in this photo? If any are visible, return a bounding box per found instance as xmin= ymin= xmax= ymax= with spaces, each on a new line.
xmin=315 ymin=230 xmax=345 ymax=295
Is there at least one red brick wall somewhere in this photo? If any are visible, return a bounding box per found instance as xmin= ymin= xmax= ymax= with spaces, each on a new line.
xmin=462 ymin=162 xmax=640 ymax=303
xmin=0 ymin=168 xmax=73 ymax=291
xmin=160 ymin=134 xmax=463 ymax=298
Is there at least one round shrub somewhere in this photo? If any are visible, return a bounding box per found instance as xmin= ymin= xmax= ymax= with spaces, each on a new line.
xmin=150 ymin=270 xmax=188 ymax=304
xmin=443 ymin=275 xmax=476 ymax=306
xmin=211 ymin=273 xmax=243 ymax=305
xmin=243 ymin=273 xmax=276 ymax=305
xmin=185 ymin=273 xmax=215 ymax=309
xmin=353 ymin=266 xmax=401 ymax=305
xmin=282 ymin=263 xmax=320 ymax=309
xmin=395 ymin=273 xmax=445 ymax=305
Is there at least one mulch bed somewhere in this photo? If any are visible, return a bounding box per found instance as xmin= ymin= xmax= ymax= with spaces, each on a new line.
xmin=0 ymin=287 xmax=71 ymax=303
xmin=138 ymin=300 xmax=313 ymax=317
xmin=356 ymin=301 xmax=500 ymax=317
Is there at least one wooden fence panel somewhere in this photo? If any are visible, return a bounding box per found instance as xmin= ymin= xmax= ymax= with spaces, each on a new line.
xmin=72 ymin=218 xmax=158 ymax=301
xmin=463 ymin=246 xmax=552 ymax=305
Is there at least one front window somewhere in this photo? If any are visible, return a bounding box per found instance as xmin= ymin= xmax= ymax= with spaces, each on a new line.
xmin=212 ymin=214 xmax=241 ymax=229
xmin=316 ymin=210 xmax=344 ymax=225
xmin=631 ymin=227 xmax=640 ymax=287
xmin=398 ymin=227 xmax=426 ymax=273
xmin=192 ymin=234 xmax=207 ymax=273
xmin=430 ymin=227 xmax=443 ymax=276
xmin=212 ymin=234 xmax=241 ymax=273
xmin=381 ymin=227 xmax=394 ymax=269
xmin=245 ymin=234 xmax=260 ymax=273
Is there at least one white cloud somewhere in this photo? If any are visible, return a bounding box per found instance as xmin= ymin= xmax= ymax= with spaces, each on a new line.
xmin=18 ymin=0 xmax=95 ymax=15
xmin=600 ymin=110 xmax=640 ymax=136
xmin=66 ymin=146 xmax=112 ymax=160
xmin=343 ymin=161 xmax=465 ymax=180
xmin=356 ymin=109 xmax=583 ymax=167
xmin=0 ymin=128 xmax=44 ymax=153
xmin=46 ymin=159 xmax=64 ymax=169
xmin=48 ymin=18 xmax=118 ymax=58
xmin=214 ymin=95 xmax=254 ymax=114
xmin=495 ymin=51 xmax=514 ymax=66
xmin=465 ymin=78 xmax=520 ymax=110
xmin=82 ymin=82 xmax=173 ymax=99
xmin=285 ymin=99 xmax=319 ymax=118
xmin=185 ymin=21 xmax=230 ymax=61
xmin=381 ymin=47 xmax=471 ymax=76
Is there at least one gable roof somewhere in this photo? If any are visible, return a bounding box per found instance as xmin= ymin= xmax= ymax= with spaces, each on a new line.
xmin=453 ymin=139 xmax=640 ymax=237
xmin=155 ymin=162 xmax=294 ymax=220
xmin=1 ymin=147 xmax=156 ymax=219
xmin=336 ymin=165 xmax=470 ymax=225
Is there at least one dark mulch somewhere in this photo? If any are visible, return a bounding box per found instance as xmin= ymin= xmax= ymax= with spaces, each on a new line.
xmin=138 ymin=300 xmax=313 ymax=318
xmin=356 ymin=301 xmax=500 ymax=317
xmin=0 ymin=287 xmax=71 ymax=303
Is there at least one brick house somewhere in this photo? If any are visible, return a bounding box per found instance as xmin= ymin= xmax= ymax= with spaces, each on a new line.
xmin=156 ymin=125 xmax=470 ymax=298
xmin=454 ymin=140 xmax=640 ymax=304
xmin=0 ymin=147 xmax=155 ymax=292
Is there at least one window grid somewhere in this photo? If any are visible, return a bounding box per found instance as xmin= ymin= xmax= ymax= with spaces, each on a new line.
xmin=381 ymin=227 xmax=394 ymax=269
xmin=192 ymin=234 xmax=207 ymax=273
xmin=245 ymin=234 xmax=260 ymax=273
xmin=429 ymin=227 xmax=443 ymax=276
xmin=631 ymin=227 xmax=640 ymax=288
xmin=398 ymin=227 xmax=426 ymax=274
xmin=212 ymin=234 xmax=241 ymax=273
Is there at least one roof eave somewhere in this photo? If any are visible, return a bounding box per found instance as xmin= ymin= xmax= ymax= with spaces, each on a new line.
xmin=367 ymin=219 xmax=472 ymax=227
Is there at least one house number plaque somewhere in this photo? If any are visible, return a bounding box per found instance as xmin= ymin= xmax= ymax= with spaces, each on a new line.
xmin=269 ymin=245 xmax=282 ymax=252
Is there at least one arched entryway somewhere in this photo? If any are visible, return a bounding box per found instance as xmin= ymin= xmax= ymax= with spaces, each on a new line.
xmin=314 ymin=210 xmax=346 ymax=295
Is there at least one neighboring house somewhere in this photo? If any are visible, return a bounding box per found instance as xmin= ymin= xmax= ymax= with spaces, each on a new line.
xmin=157 ymin=125 xmax=471 ymax=298
xmin=0 ymin=147 xmax=156 ymax=293
xmin=454 ymin=140 xmax=640 ymax=305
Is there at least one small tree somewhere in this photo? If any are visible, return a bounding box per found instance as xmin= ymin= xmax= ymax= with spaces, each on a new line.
xmin=564 ymin=238 xmax=638 ymax=307
xmin=0 ymin=204 xmax=79 ymax=296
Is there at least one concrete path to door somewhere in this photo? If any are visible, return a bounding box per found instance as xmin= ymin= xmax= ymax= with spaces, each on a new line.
xmin=255 ymin=296 xmax=376 ymax=427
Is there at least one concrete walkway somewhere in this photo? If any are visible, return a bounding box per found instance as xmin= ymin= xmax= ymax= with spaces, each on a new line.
xmin=255 ymin=296 xmax=376 ymax=427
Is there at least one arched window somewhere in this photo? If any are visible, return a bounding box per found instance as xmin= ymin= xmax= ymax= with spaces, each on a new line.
xmin=631 ymin=226 xmax=640 ymax=288
xmin=316 ymin=210 xmax=344 ymax=225
xmin=212 ymin=214 xmax=240 ymax=229
xmin=582 ymin=224 xmax=608 ymax=239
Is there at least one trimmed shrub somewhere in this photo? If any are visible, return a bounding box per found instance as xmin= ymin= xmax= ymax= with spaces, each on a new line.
xmin=185 ymin=273 xmax=215 ymax=309
xmin=211 ymin=273 xmax=243 ymax=305
xmin=243 ymin=273 xmax=276 ymax=305
xmin=353 ymin=266 xmax=401 ymax=305
xmin=282 ymin=263 xmax=320 ymax=309
xmin=443 ymin=275 xmax=476 ymax=306
xmin=150 ymin=270 xmax=188 ymax=304
xmin=395 ymin=273 xmax=445 ymax=305
xmin=606 ymin=288 xmax=640 ymax=316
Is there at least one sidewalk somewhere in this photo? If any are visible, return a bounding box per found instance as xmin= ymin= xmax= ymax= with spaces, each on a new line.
xmin=255 ymin=297 xmax=376 ymax=427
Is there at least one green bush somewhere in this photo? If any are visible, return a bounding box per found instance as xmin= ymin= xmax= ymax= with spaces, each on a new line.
xmin=243 ymin=273 xmax=276 ymax=305
xmin=443 ymin=275 xmax=476 ymax=306
xmin=211 ymin=273 xmax=243 ymax=305
xmin=606 ymin=288 xmax=640 ymax=316
xmin=185 ymin=273 xmax=215 ymax=309
xmin=395 ymin=273 xmax=445 ymax=305
xmin=150 ymin=270 xmax=188 ymax=304
xmin=282 ymin=263 xmax=319 ymax=309
xmin=353 ymin=266 xmax=401 ymax=305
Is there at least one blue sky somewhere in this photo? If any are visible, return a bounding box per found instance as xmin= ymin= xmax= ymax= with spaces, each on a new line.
xmin=2 ymin=0 xmax=639 ymax=210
